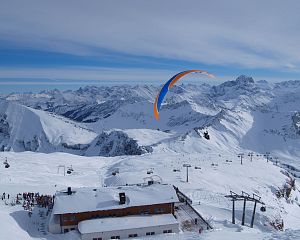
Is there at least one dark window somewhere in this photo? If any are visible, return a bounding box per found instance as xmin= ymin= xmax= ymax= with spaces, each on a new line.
xmin=167 ymin=230 xmax=172 ymax=233
xmin=111 ymin=236 xmax=120 ymax=239
xmin=154 ymin=208 xmax=166 ymax=214
xmin=163 ymin=230 xmax=168 ymax=233
xmin=146 ymin=232 xmax=151 ymax=235
xmin=63 ymin=229 xmax=69 ymax=233
xmin=151 ymin=232 xmax=155 ymax=235
xmin=140 ymin=209 xmax=150 ymax=215
xmin=128 ymin=233 xmax=138 ymax=238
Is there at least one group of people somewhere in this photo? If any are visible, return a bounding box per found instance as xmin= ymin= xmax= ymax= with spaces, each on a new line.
xmin=21 ymin=192 xmax=54 ymax=213
xmin=1 ymin=192 xmax=10 ymax=200
xmin=1 ymin=191 xmax=54 ymax=217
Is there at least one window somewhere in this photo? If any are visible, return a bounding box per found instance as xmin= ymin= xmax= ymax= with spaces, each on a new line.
xmin=163 ymin=230 xmax=168 ymax=234
xmin=70 ymin=228 xmax=75 ymax=231
xmin=111 ymin=236 xmax=120 ymax=239
xmin=63 ymin=229 xmax=69 ymax=233
xmin=154 ymin=208 xmax=166 ymax=214
xmin=93 ymin=238 xmax=102 ymax=240
xmin=146 ymin=232 xmax=151 ymax=236
xmin=128 ymin=234 xmax=138 ymax=238
xmin=167 ymin=230 xmax=172 ymax=233
xmin=140 ymin=209 xmax=150 ymax=215
xmin=151 ymin=232 xmax=155 ymax=235
xmin=63 ymin=215 xmax=76 ymax=222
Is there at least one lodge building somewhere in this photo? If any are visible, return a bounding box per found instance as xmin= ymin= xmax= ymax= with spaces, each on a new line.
xmin=48 ymin=183 xmax=180 ymax=239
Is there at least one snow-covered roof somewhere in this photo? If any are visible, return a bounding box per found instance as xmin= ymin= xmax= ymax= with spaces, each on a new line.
xmin=53 ymin=184 xmax=179 ymax=214
xmin=78 ymin=214 xmax=179 ymax=234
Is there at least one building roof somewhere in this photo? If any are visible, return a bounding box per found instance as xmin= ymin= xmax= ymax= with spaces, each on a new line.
xmin=78 ymin=214 xmax=179 ymax=234
xmin=53 ymin=184 xmax=179 ymax=214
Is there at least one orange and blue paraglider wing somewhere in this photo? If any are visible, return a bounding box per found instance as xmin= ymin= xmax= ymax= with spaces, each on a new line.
xmin=154 ymin=70 xmax=214 ymax=120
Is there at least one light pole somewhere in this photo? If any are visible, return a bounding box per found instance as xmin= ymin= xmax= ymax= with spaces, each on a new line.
xmin=183 ymin=164 xmax=191 ymax=182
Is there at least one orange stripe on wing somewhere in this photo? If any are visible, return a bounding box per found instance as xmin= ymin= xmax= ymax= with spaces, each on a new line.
xmin=168 ymin=70 xmax=204 ymax=90
xmin=153 ymin=95 xmax=160 ymax=120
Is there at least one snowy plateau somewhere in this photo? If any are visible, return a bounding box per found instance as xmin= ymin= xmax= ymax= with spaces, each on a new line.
xmin=0 ymin=75 xmax=300 ymax=239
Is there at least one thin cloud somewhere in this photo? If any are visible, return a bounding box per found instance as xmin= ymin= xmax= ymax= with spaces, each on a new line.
xmin=0 ymin=0 xmax=300 ymax=71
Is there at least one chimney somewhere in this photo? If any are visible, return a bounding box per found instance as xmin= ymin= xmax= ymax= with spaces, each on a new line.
xmin=119 ymin=192 xmax=126 ymax=205
xmin=67 ymin=187 xmax=72 ymax=195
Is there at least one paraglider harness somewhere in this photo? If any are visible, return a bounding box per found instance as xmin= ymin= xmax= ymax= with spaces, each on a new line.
xmin=203 ymin=131 xmax=210 ymax=140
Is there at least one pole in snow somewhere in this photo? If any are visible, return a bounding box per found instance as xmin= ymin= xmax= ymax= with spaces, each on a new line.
xmin=238 ymin=153 xmax=244 ymax=165
xmin=183 ymin=164 xmax=191 ymax=182
xmin=232 ymin=199 xmax=235 ymax=224
xmin=264 ymin=152 xmax=270 ymax=162
xmin=248 ymin=152 xmax=254 ymax=162
xmin=250 ymin=201 xmax=257 ymax=228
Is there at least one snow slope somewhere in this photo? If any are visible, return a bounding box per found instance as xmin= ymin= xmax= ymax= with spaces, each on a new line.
xmin=0 ymin=100 xmax=97 ymax=152
xmin=0 ymin=76 xmax=300 ymax=239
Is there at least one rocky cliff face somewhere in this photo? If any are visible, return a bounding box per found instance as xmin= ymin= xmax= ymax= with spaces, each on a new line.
xmin=85 ymin=131 xmax=151 ymax=157
xmin=292 ymin=112 xmax=300 ymax=134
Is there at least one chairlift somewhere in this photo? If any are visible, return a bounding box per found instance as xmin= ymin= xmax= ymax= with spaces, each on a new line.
xmin=68 ymin=165 xmax=74 ymax=172
xmin=260 ymin=205 xmax=266 ymax=212
xmin=147 ymin=168 xmax=153 ymax=174
xmin=173 ymin=169 xmax=180 ymax=172
xmin=194 ymin=166 xmax=201 ymax=169
xmin=4 ymin=163 xmax=10 ymax=168
xmin=66 ymin=170 xmax=72 ymax=174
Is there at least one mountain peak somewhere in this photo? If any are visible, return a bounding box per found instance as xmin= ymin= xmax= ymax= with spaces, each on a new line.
xmin=235 ymin=75 xmax=254 ymax=85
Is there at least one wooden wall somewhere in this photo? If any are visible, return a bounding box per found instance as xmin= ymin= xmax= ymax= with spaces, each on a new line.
xmin=59 ymin=203 xmax=174 ymax=226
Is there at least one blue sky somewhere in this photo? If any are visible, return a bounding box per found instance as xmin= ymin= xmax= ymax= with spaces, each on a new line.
xmin=0 ymin=0 xmax=299 ymax=93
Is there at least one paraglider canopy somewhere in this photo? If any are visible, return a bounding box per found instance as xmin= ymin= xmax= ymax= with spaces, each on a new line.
xmin=154 ymin=70 xmax=214 ymax=120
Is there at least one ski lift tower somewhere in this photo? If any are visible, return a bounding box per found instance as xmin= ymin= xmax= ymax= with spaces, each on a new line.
xmin=183 ymin=164 xmax=191 ymax=182
xmin=225 ymin=191 xmax=265 ymax=228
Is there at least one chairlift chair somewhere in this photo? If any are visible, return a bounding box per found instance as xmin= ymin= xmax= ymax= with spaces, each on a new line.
xmin=260 ymin=205 xmax=266 ymax=212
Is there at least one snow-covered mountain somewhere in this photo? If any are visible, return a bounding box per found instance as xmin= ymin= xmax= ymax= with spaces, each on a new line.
xmin=1 ymin=76 xmax=300 ymax=240
xmin=0 ymin=100 xmax=146 ymax=157
xmin=1 ymin=75 xmax=300 ymax=169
